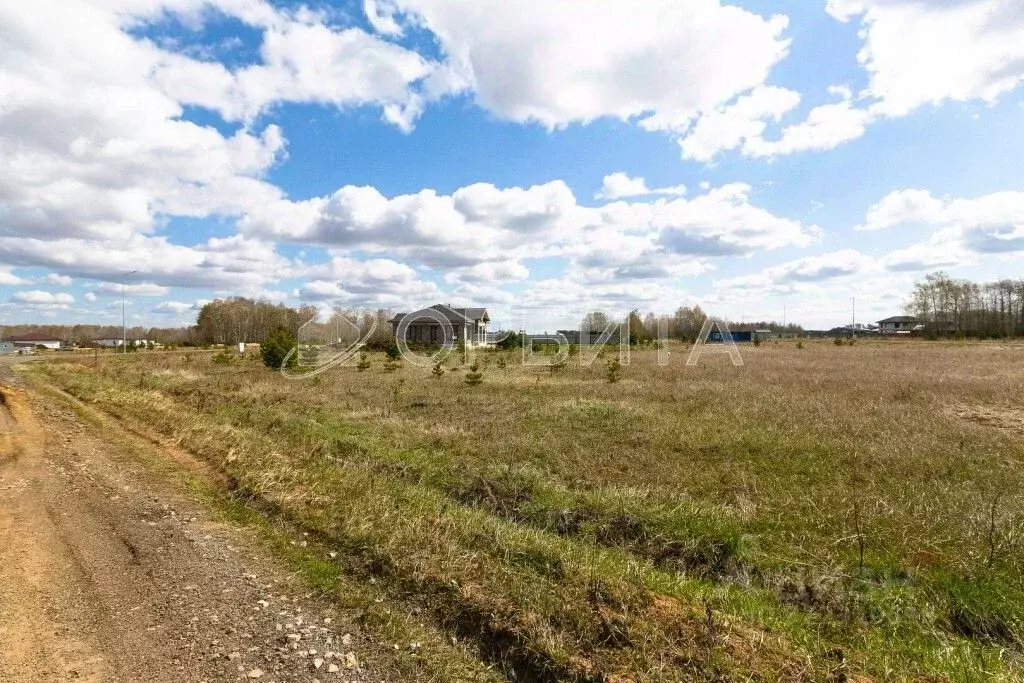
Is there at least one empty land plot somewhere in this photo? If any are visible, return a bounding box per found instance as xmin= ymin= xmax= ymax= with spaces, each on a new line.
xmin=22 ymin=339 xmax=1024 ymax=681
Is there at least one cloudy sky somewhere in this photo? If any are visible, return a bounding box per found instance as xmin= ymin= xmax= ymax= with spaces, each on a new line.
xmin=2 ymin=0 xmax=1023 ymax=331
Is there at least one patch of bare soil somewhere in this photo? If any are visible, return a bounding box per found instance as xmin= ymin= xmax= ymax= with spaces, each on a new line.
xmin=950 ymin=403 xmax=1024 ymax=436
xmin=0 ymin=380 xmax=378 ymax=682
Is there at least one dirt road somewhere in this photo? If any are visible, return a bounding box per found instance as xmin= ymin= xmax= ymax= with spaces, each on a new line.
xmin=0 ymin=372 xmax=376 ymax=682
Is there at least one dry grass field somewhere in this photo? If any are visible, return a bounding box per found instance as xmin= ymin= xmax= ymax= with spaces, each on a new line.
xmin=22 ymin=339 xmax=1024 ymax=681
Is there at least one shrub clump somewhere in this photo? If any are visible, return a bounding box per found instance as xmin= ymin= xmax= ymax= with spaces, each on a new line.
xmin=432 ymin=360 xmax=445 ymax=379
xmin=212 ymin=347 xmax=236 ymax=365
xmin=606 ymin=358 xmax=622 ymax=384
xmin=261 ymin=327 xmax=297 ymax=369
xmin=465 ymin=361 xmax=483 ymax=385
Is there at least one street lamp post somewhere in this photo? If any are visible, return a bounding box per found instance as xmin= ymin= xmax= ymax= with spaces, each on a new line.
xmin=122 ymin=270 xmax=138 ymax=353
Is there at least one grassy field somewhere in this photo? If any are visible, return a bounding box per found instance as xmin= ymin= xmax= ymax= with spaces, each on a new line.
xmin=22 ymin=339 xmax=1024 ymax=681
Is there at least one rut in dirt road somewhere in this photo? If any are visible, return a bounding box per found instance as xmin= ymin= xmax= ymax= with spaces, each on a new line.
xmin=0 ymin=381 xmax=377 ymax=682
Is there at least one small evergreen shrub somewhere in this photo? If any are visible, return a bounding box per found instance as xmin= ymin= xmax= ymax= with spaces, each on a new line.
xmin=606 ymin=357 xmax=622 ymax=384
xmin=465 ymin=361 xmax=483 ymax=386
xmin=261 ymin=327 xmax=298 ymax=369
xmin=212 ymin=347 xmax=236 ymax=365
xmin=356 ymin=351 xmax=371 ymax=371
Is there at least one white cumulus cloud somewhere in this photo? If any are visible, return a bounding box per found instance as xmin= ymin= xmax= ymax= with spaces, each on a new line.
xmin=827 ymin=0 xmax=1024 ymax=117
xmin=10 ymin=290 xmax=75 ymax=307
xmin=241 ymin=180 xmax=820 ymax=288
xmin=154 ymin=300 xmax=199 ymax=315
xmin=595 ymin=173 xmax=686 ymax=200
xmin=369 ymin=0 xmax=791 ymax=132
xmin=679 ymin=0 xmax=1024 ymax=161
xmin=0 ymin=268 xmax=28 ymax=285
xmin=853 ymin=188 xmax=1024 ymax=272
xmin=857 ymin=189 xmax=948 ymax=231
xmin=721 ymin=249 xmax=877 ymax=293
xmin=95 ymin=282 xmax=171 ymax=297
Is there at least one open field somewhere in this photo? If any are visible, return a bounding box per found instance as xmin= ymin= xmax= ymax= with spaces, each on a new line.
xmin=18 ymin=339 xmax=1024 ymax=681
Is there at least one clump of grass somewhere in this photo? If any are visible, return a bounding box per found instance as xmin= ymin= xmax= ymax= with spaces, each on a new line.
xmin=931 ymin=572 xmax=1023 ymax=645
xmin=442 ymin=465 xmax=752 ymax=580
xmin=448 ymin=467 xmax=537 ymax=518
xmin=593 ymin=511 xmax=749 ymax=578
xmin=356 ymin=352 xmax=370 ymax=371
xmin=577 ymin=401 xmax=618 ymax=422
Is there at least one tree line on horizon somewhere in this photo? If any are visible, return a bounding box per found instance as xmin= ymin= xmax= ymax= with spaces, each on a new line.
xmin=577 ymin=307 xmax=802 ymax=343
xmin=8 ymin=272 xmax=1022 ymax=346
xmin=0 ymin=323 xmax=194 ymax=346
xmin=904 ymin=272 xmax=1024 ymax=337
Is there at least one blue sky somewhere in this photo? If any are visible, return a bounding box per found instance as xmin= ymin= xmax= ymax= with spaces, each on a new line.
xmin=1 ymin=0 xmax=1023 ymax=331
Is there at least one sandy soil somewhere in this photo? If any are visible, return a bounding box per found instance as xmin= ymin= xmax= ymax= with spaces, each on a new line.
xmin=0 ymin=371 xmax=377 ymax=682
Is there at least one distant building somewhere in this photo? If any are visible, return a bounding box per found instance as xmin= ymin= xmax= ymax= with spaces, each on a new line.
xmin=4 ymin=332 xmax=62 ymax=349
xmin=709 ymin=330 xmax=753 ymax=343
xmin=94 ymin=338 xmax=150 ymax=348
xmin=389 ymin=304 xmax=490 ymax=346
xmin=555 ymin=329 xmax=623 ymax=345
xmin=877 ymin=316 xmax=917 ymax=334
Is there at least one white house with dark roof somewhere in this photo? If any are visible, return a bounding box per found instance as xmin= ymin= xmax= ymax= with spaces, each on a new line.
xmin=389 ymin=304 xmax=490 ymax=346
xmin=877 ymin=316 xmax=918 ymax=334
xmin=4 ymin=331 xmax=62 ymax=349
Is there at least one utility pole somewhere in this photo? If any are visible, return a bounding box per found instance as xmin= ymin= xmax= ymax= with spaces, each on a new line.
xmin=851 ymin=297 xmax=856 ymax=340
xmin=122 ymin=270 xmax=138 ymax=353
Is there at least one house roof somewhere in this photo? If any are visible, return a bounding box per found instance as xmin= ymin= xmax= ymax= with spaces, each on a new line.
xmin=389 ymin=304 xmax=489 ymax=324
xmin=877 ymin=316 xmax=917 ymax=324
xmin=5 ymin=331 xmax=62 ymax=342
